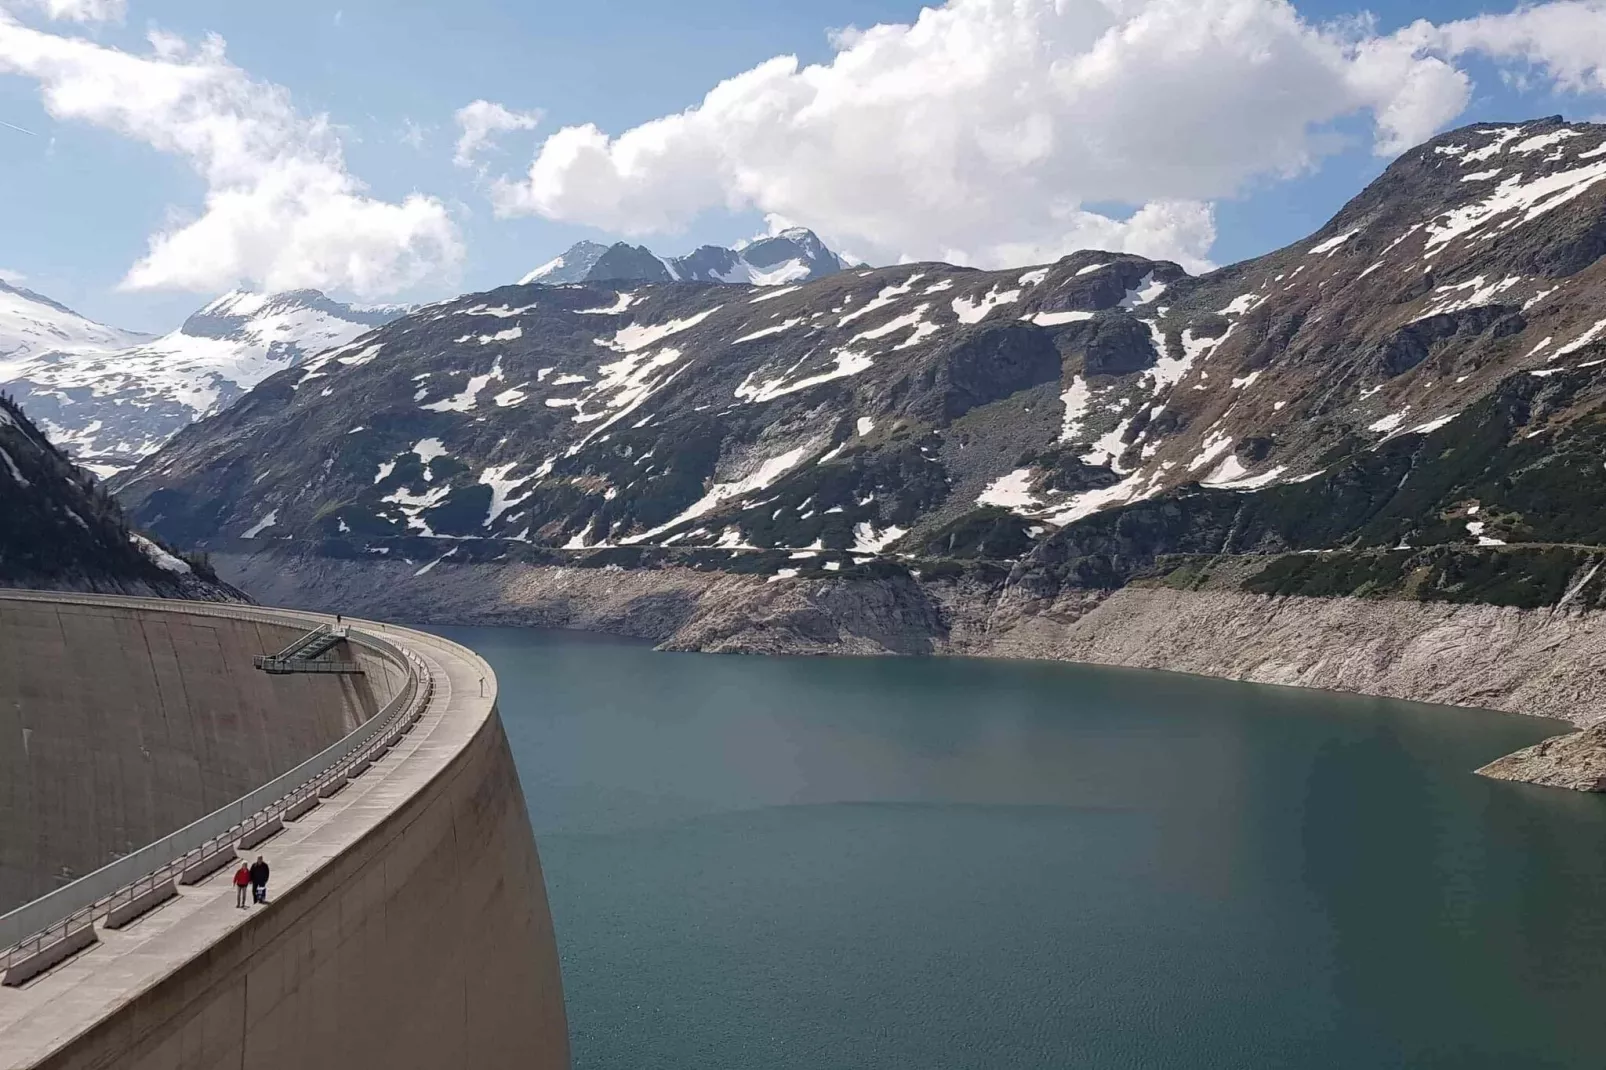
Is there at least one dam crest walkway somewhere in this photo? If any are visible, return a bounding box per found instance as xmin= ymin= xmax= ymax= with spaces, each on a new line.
xmin=0 ymin=592 xmax=559 ymax=1070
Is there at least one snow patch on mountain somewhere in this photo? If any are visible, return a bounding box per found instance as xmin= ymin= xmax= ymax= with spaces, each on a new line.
xmin=606 ymin=308 xmax=723 ymax=352
xmin=735 ymin=348 xmax=875 ymax=404
xmin=842 ymin=277 xmax=920 ymax=327
xmin=1310 ymin=229 xmax=1360 ymax=255
xmin=1030 ymin=309 xmax=1095 ymax=327
xmin=1059 ymin=377 xmax=1092 ymax=442
xmin=1426 ymin=159 xmax=1606 ymax=254
xmin=1119 ymin=272 xmax=1168 ymax=308
xmin=952 ymin=285 xmax=1021 ymax=324
xmin=978 ymin=468 xmax=1039 ymax=509
xmin=626 ymin=443 xmax=814 ymax=542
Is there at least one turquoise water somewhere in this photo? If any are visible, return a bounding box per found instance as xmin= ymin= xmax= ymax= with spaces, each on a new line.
xmin=434 ymin=626 xmax=1606 ymax=1069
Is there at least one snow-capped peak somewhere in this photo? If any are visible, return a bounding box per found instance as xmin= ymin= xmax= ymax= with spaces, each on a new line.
xmin=0 ymin=285 xmax=407 ymax=472
xmin=196 ymin=289 xmax=271 ymax=318
xmin=521 ymin=230 xmax=848 ymax=289
xmin=0 ymin=279 xmax=152 ymax=368
xmin=520 ymin=241 xmax=612 ymax=285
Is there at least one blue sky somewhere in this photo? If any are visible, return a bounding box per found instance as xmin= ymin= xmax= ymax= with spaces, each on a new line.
xmin=3 ymin=0 xmax=1606 ymax=332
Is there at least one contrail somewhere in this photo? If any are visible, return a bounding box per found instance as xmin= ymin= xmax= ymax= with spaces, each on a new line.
xmin=0 ymin=118 xmax=37 ymax=136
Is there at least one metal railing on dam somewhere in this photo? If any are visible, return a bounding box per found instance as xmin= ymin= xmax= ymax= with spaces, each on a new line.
xmin=0 ymin=589 xmax=569 ymax=1070
xmin=0 ymin=592 xmax=430 ymax=977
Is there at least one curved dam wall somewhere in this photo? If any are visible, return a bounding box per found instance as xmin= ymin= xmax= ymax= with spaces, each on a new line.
xmin=0 ymin=595 xmax=568 ymax=1070
xmin=0 ymin=597 xmax=404 ymax=913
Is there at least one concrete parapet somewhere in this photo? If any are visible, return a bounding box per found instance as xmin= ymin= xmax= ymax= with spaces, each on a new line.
xmin=0 ymin=596 xmax=568 ymax=1069
xmin=1 ymin=926 xmax=97 ymax=988
xmin=283 ymin=796 xmax=319 ymax=822
xmin=0 ymin=596 xmax=394 ymax=914
xmin=178 ymin=850 xmax=238 ymax=887
xmin=103 ymin=880 xmax=177 ymax=931
xmin=236 ymin=818 xmax=283 ymax=852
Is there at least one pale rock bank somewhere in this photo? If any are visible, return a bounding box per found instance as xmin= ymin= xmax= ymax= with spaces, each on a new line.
xmin=215 ymin=551 xmax=1606 ymax=789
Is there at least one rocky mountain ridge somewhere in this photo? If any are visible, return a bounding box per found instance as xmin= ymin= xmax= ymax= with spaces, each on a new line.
xmin=0 ymin=286 xmax=405 ymax=475
xmin=0 ymin=393 xmax=237 ymax=598
xmin=114 ymin=117 xmax=1606 ymax=592
xmin=114 ymin=248 xmax=1176 ymax=549
xmin=522 ymin=227 xmax=848 ymax=287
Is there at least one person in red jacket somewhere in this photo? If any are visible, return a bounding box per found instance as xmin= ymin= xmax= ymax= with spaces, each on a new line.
xmin=233 ymin=862 xmax=251 ymax=908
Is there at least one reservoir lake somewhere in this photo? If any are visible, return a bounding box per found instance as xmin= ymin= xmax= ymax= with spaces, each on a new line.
xmin=434 ymin=625 xmax=1606 ymax=1070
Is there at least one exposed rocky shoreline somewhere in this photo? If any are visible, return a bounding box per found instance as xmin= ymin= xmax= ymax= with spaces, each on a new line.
xmin=215 ymin=548 xmax=1606 ymax=791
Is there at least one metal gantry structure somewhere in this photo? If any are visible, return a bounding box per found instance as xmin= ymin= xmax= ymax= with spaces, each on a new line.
xmin=252 ymin=624 xmax=364 ymax=674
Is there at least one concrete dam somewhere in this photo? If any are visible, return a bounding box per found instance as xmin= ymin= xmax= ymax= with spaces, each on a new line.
xmin=0 ymin=591 xmax=569 ymax=1069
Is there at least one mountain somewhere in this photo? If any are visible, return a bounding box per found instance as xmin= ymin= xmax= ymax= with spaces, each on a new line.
xmin=0 ymin=278 xmax=152 ymax=360
xmin=520 ymin=241 xmax=611 ymax=284
xmin=0 ymin=288 xmax=405 ymax=475
xmin=113 ymin=250 xmax=1175 ymax=550
xmin=521 ymin=227 xmax=847 ymax=287
xmin=0 ymin=392 xmax=237 ymax=598
xmin=116 ymin=116 xmax=1606 ymax=613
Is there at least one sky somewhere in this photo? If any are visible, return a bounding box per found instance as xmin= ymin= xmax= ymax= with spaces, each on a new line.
xmin=3 ymin=0 xmax=1606 ymax=333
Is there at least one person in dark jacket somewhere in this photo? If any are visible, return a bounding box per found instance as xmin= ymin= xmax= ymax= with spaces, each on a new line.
xmin=249 ymin=856 xmax=270 ymax=904
xmin=233 ymin=862 xmax=251 ymax=908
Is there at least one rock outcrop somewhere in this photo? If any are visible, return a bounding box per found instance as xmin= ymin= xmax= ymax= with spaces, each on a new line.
xmin=1478 ymin=726 xmax=1606 ymax=791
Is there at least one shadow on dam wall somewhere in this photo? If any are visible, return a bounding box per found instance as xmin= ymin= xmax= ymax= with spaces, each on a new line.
xmin=0 ymin=594 xmax=569 ymax=1070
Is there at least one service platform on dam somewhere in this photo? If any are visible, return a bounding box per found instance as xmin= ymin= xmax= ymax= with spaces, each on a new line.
xmin=0 ymin=592 xmax=568 ymax=1070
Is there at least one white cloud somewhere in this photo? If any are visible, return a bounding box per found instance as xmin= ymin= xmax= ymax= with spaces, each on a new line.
xmin=969 ymin=201 xmax=1220 ymax=274
xmin=0 ymin=268 xmax=26 ymax=284
xmin=1431 ymin=1 xmax=1606 ymax=94
xmin=19 ymin=0 xmax=125 ymax=23
xmin=453 ymin=99 xmax=542 ymax=169
xmin=0 ymin=13 xmax=463 ymax=297
xmin=490 ymin=0 xmax=1606 ymax=270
